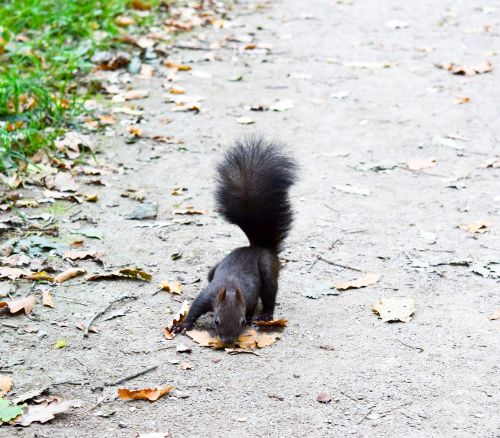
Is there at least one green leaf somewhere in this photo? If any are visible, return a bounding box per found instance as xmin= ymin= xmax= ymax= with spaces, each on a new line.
xmin=0 ymin=399 xmax=24 ymax=424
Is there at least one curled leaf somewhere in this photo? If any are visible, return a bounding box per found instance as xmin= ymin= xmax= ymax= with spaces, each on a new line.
xmin=163 ymin=301 xmax=190 ymax=339
xmin=42 ymin=290 xmax=54 ymax=308
xmin=0 ymin=375 xmax=13 ymax=397
xmin=15 ymin=398 xmax=78 ymax=426
xmin=86 ymin=268 xmax=152 ymax=282
xmin=159 ymin=281 xmax=182 ymax=295
xmin=118 ymin=386 xmax=173 ymax=401
xmin=54 ymin=268 xmax=86 ymax=283
xmin=458 ymin=219 xmax=491 ymax=234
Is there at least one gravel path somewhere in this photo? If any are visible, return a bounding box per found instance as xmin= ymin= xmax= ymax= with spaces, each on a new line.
xmin=2 ymin=0 xmax=499 ymax=437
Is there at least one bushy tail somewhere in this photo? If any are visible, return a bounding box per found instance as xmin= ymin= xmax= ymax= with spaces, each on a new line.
xmin=215 ymin=136 xmax=298 ymax=252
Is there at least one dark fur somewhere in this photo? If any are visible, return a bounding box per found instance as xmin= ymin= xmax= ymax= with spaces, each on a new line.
xmin=172 ymin=136 xmax=297 ymax=344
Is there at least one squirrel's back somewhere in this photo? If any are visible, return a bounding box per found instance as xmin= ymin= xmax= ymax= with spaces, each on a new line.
xmin=215 ymin=136 xmax=298 ymax=252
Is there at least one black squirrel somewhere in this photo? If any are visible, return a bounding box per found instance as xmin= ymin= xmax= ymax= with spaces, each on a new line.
xmin=172 ymin=136 xmax=297 ymax=345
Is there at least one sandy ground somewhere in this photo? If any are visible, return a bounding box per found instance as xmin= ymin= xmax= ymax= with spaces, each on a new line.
xmin=1 ymin=0 xmax=499 ymax=437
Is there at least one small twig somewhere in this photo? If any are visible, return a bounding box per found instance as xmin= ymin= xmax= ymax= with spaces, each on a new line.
xmin=106 ymin=365 xmax=158 ymax=387
xmin=396 ymin=339 xmax=424 ymax=353
xmin=172 ymin=44 xmax=212 ymax=51
xmin=358 ymin=404 xmax=378 ymax=424
xmin=84 ymin=295 xmax=136 ymax=337
xmin=318 ymin=256 xmax=364 ymax=272
xmin=340 ymin=391 xmax=358 ymax=402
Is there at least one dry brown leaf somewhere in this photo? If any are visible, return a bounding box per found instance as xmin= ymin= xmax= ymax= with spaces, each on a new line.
xmin=117 ymin=386 xmax=173 ymax=401
xmin=372 ymin=297 xmax=416 ymax=323
xmin=173 ymin=208 xmax=207 ymax=215
xmin=44 ymin=172 xmax=79 ymax=192
xmin=159 ymin=281 xmax=182 ymax=295
xmin=42 ymin=290 xmax=54 ymax=308
xmin=86 ymin=268 xmax=152 ymax=281
xmin=122 ymin=89 xmax=149 ymax=100
xmin=168 ymin=86 xmax=185 ymax=94
xmin=0 ymin=295 xmax=36 ymax=314
xmin=42 ymin=190 xmax=83 ymax=203
xmin=63 ymin=250 xmax=103 ymax=261
xmin=488 ymin=309 xmax=500 ymax=320
xmin=438 ymin=61 xmax=493 ymax=76
xmin=333 ymin=273 xmax=380 ymax=291
xmin=127 ymin=125 xmax=143 ymax=137
xmin=164 ymin=60 xmax=192 ymax=71
xmin=254 ymin=319 xmax=288 ymax=327
xmin=187 ymin=328 xmax=280 ymax=350
xmin=406 ymin=158 xmax=436 ymax=171
xmin=163 ymin=301 xmax=190 ymax=340
xmin=15 ymin=398 xmax=79 ymax=426
xmin=0 ymin=266 xmax=25 ymax=280
xmin=0 ymin=375 xmax=13 ymax=397
xmin=458 ymin=219 xmax=491 ymax=234
xmin=54 ymin=268 xmax=86 ymax=283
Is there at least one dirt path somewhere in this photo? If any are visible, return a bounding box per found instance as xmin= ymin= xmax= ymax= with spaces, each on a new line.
xmin=2 ymin=0 xmax=500 ymax=437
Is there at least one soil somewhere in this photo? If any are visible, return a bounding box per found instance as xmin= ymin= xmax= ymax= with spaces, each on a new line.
xmin=1 ymin=0 xmax=499 ymax=437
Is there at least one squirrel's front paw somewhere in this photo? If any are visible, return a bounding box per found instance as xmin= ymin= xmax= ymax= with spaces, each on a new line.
xmin=172 ymin=321 xmax=193 ymax=334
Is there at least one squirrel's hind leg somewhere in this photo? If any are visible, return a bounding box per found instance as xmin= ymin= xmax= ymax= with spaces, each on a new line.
xmin=257 ymin=250 xmax=280 ymax=321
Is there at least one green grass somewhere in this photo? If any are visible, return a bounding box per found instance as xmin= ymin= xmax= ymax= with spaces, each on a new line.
xmin=0 ymin=0 xmax=156 ymax=174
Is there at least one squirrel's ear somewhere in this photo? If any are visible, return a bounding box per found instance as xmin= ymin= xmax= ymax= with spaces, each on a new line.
xmin=217 ymin=287 xmax=226 ymax=302
xmin=235 ymin=288 xmax=244 ymax=304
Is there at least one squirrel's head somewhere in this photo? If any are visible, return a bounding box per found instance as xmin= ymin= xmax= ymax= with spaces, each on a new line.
xmin=213 ymin=287 xmax=246 ymax=345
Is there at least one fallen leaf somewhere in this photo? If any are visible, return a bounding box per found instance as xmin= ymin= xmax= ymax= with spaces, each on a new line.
xmin=0 ymin=399 xmax=24 ymax=424
xmin=168 ymin=86 xmax=185 ymax=94
xmin=438 ymin=61 xmax=493 ymax=76
xmin=54 ymin=339 xmax=67 ymax=349
xmin=127 ymin=125 xmax=143 ymax=137
xmin=0 ymin=296 xmax=36 ymax=314
xmin=173 ymin=207 xmax=207 ymax=215
xmin=127 ymin=202 xmax=158 ymax=220
xmin=63 ymin=250 xmax=103 ymax=261
xmin=236 ymin=116 xmax=255 ymax=125
xmin=26 ymin=271 xmax=54 ymax=282
xmin=99 ymin=115 xmax=116 ymax=125
xmin=481 ymin=158 xmax=500 ymax=169
xmin=334 ymin=274 xmax=380 ymax=291
xmin=44 ymin=172 xmax=79 ymax=192
xmin=488 ymin=309 xmax=500 ymax=320
xmin=54 ymin=268 xmax=86 ymax=283
xmin=372 ymin=297 xmax=416 ymax=323
xmin=176 ymin=344 xmax=191 ymax=353
xmin=254 ymin=319 xmax=288 ymax=327
xmin=453 ymin=96 xmax=470 ymax=104
xmin=163 ymin=301 xmax=190 ymax=339
xmin=164 ymin=60 xmax=192 ymax=71
xmin=131 ymin=0 xmax=152 ymax=10
xmin=187 ymin=328 xmax=280 ymax=350
xmin=122 ymin=89 xmax=149 ymax=100
xmin=15 ymin=398 xmax=78 ymax=426
xmin=0 ymin=266 xmax=25 ymax=279
xmin=458 ymin=219 xmax=491 ymax=234
xmin=84 ymin=193 xmax=98 ymax=202
xmin=42 ymin=290 xmax=54 ymax=308
xmin=0 ymin=375 xmax=12 ymax=397
xmin=160 ymin=281 xmax=182 ymax=295
xmin=86 ymin=268 xmax=152 ymax=281
xmin=180 ymin=362 xmax=193 ymax=370
xmin=117 ymin=387 xmax=173 ymax=401
xmin=406 ymin=157 xmax=436 ymax=171
xmin=317 ymin=391 xmax=332 ymax=403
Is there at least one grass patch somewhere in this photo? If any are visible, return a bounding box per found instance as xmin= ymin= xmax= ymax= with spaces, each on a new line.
xmin=0 ymin=0 xmax=156 ymax=173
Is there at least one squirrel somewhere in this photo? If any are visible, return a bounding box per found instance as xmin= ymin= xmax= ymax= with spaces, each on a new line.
xmin=172 ymin=136 xmax=298 ymax=345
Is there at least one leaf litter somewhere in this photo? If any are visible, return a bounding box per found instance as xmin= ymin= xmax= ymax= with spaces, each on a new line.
xmin=372 ymin=297 xmax=416 ymax=323
xmin=118 ymin=387 xmax=173 ymax=401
